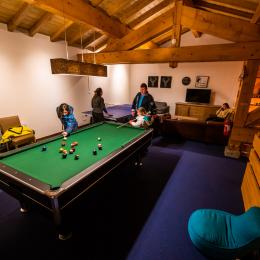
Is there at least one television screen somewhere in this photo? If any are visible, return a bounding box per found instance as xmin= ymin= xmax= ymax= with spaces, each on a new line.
xmin=185 ymin=88 xmax=211 ymax=104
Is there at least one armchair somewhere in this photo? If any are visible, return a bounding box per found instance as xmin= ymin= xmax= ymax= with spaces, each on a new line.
xmin=154 ymin=101 xmax=170 ymax=114
xmin=0 ymin=115 xmax=36 ymax=150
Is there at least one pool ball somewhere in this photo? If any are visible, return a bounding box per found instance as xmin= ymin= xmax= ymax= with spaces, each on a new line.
xmin=62 ymin=149 xmax=68 ymax=154
xmin=62 ymin=153 xmax=67 ymax=159
xmin=72 ymin=148 xmax=76 ymax=152
xmin=63 ymin=137 xmax=67 ymax=140
xmin=92 ymin=149 xmax=97 ymax=155
xmin=69 ymin=149 xmax=74 ymax=154
xmin=42 ymin=146 xmax=47 ymax=151
xmin=98 ymin=144 xmax=102 ymax=150
xmin=74 ymin=154 xmax=80 ymax=160
xmin=97 ymin=137 xmax=101 ymax=141
xmin=59 ymin=148 xmax=64 ymax=153
xmin=71 ymin=142 xmax=77 ymax=147
xmin=61 ymin=141 xmax=66 ymax=146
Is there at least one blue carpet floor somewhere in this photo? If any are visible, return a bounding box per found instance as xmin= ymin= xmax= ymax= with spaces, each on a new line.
xmin=0 ymin=137 xmax=246 ymax=259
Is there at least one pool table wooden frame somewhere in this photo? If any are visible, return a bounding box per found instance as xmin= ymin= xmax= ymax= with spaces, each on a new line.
xmin=0 ymin=123 xmax=153 ymax=239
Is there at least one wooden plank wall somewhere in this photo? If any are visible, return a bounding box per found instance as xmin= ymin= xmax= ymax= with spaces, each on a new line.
xmin=226 ymin=60 xmax=260 ymax=158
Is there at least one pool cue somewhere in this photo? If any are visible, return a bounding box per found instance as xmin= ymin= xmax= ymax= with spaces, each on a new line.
xmin=116 ymin=118 xmax=137 ymax=128
xmin=116 ymin=122 xmax=130 ymax=128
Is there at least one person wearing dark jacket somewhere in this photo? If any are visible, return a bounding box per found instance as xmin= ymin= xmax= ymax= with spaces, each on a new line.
xmin=91 ymin=87 xmax=112 ymax=123
xmin=131 ymin=83 xmax=156 ymax=116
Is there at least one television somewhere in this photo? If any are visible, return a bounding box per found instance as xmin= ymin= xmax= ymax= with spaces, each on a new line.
xmin=185 ymin=88 xmax=211 ymax=104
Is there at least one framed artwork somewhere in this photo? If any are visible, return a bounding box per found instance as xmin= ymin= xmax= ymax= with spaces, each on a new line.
xmin=195 ymin=76 xmax=209 ymax=88
xmin=148 ymin=76 xmax=159 ymax=88
xmin=160 ymin=76 xmax=172 ymax=88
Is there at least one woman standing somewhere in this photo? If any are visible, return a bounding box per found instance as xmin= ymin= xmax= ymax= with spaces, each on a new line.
xmin=91 ymin=88 xmax=112 ymax=123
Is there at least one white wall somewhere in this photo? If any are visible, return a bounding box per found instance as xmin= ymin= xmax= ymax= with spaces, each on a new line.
xmin=130 ymin=32 xmax=243 ymax=114
xmin=0 ymin=25 xmax=243 ymax=138
xmin=0 ymin=24 xmax=130 ymax=138
xmin=89 ymin=64 xmax=130 ymax=106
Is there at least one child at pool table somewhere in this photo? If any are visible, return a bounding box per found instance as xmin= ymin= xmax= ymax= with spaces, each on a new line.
xmin=129 ymin=107 xmax=150 ymax=128
xmin=57 ymin=103 xmax=78 ymax=137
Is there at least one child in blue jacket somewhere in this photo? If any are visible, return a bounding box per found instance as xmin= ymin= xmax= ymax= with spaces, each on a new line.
xmin=57 ymin=103 xmax=78 ymax=137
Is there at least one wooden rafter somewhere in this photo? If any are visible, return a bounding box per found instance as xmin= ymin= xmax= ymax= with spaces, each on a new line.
xmin=90 ymin=0 xmax=104 ymax=6
xmin=136 ymin=42 xmax=159 ymax=50
xmin=246 ymin=107 xmax=260 ymax=126
xmin=104 ymin=10 xmax=172 ymax=52
xmin=127 ymin=0 xmax=172 ymax=29
xmin=233 ymin=60 xmax=259 ymax=128
xmin=29 ymin=12 xmax=52 ymax=37
xmin=153 ymin=27 xmax=189 ymax=46
xmin=88 ymin=35 xmax=108 ymax=51
xmin=83 ymin=32 xmax=103 ymax=49
xmin=99 ymin=0 xmax=129 ymax=16
xmin=8 ymin=2 xmax=30 ymax=32
xmin=183 ymin=0 xmax=202 ymax=39
xmin=181 ymin=6 xmax=260 ymax=42
xmin=68 ymin=24 xmax=92 ymax=45
xmin=23 ymin=0 xmax=130 ymax=38
xmin=88 ymin=36 xmax=109 ymax=52
xmin=79 ymin=41 xmax=260 ymax=64
xmin=198 ymin=0 xmax=256 ymax=14
xmin=170 ymin=0 xmax=183 ymax=68
xmin=251 ymin=2 xmax=260 ymax=23
xmin=196 ymin=0 xmax=252 ymax=20
xmin=51 ymin=20 xmax=73 ymax=42
xmin=105 ymin=5 xmax=260 ymax=52
xmin=116 ymin=0 xmax=154 ymax=22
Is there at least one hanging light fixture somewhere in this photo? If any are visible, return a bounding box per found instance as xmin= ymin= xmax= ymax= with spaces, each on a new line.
xmin=50 ymin=1 xmax=107 ymax=77
xmin=50 ymin=58 xmax=107 ymax=76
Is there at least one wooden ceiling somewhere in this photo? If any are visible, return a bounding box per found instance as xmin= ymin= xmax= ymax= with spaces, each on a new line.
xmin=1 ymin=0 xmax=260 ymax=64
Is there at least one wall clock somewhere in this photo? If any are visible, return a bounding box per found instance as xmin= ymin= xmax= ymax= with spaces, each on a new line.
xmin=182 ymin=76 xmax=191 ymax=86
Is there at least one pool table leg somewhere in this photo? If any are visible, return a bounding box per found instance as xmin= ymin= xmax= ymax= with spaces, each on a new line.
xmin=134 ymin=152 xmax=144 ymax=167
xmin=51 ymin=198 xmax=72 ymax=240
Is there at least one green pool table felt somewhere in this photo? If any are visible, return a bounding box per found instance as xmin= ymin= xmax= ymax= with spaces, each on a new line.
xmin=1 ymin=123 xmax=145 ymax=188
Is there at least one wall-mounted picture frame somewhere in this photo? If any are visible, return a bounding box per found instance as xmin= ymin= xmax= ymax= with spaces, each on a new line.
xmin=195 ymin=76 xmax=209 ymax=88
xmin=160 ymin=76 xmax=172 ymax=88
xmin=148 ymin=76 xmax=159 ymax=88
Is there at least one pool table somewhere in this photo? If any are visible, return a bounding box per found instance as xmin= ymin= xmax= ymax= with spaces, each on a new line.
xmin=0 ymin=122 xmax=153 ymax=239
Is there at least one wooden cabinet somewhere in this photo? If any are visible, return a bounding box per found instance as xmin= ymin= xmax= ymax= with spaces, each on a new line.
xmin=175 ymin=102 xmax=221 ymax=121
xmin=241 ymin=132 xmax=260 ymax=211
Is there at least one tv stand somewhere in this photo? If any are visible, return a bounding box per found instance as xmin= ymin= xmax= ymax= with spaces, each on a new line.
xmin=175 ymin=102 xmax=221 ymax=121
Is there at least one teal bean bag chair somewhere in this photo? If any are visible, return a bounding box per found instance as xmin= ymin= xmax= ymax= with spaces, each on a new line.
xmin=188 ymin=207 xmax=260 ymax=259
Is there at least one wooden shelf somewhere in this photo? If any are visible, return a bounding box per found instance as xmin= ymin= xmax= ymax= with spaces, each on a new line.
xmin=175 ymin=102 xmax=221 ymax=121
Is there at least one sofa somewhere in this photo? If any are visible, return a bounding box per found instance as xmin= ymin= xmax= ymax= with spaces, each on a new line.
xmin=154 ymin=101 xmax=170 ymax=114
xmin=162 ymin=118 xmax=228 ymax=145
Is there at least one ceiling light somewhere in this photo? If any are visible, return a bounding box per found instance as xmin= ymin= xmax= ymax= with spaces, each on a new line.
xmin=50 ymin=0 xmax=107 ymax=77
xmin=50 ymin=58 xmax=107 ymax=77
